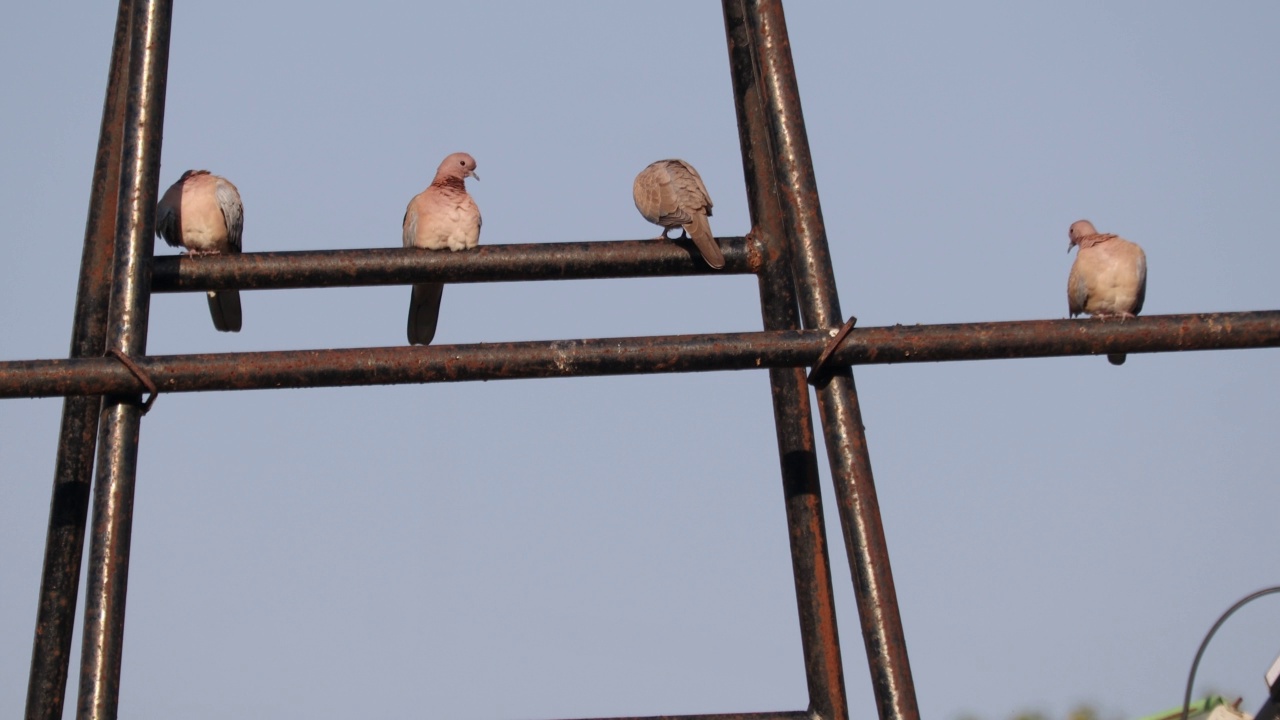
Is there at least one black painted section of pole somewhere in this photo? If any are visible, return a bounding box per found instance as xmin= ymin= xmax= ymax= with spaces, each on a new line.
xmin=75 ymin=1 xmax=170 ymax=718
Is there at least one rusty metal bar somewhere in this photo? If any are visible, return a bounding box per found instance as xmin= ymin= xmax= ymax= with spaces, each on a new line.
xmin=1 ymin=312 xmax=1276 ymax=400
xmin=75 ymin=0 xmax=171 ymax=718
xmin=742 ymin=2 xmax=921 ymax=720
xmin=560 ymin=707 xmax=808 ymax=712
xmin=25 ymin=2 xmax=134 ymax=719
xmin=725 ymin=1 xmax=848 ymax=718
xmin=149 ymin=238 xmax=756 ymax=292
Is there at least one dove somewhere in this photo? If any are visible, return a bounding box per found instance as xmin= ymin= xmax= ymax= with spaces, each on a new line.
xmin=155 ymin=170 xmax=244 ymax=332
xmin=633 ymin=159 xmax=724 ymax=269
xmin=1067 ymin=219 xmax=1147 ymax=365
xmin=403 ymin=152 xmax=481 ymax=345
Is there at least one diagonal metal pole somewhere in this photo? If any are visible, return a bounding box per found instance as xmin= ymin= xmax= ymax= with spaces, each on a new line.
xmin=75 ymin=0 xmax=171 ymax=718
xmin=724 ymin=2 xmax=849 ymax=718
xmin=25 ymin=2 xmax=135 ymax=719
xmin=741 ymin=2 xmax=921 ymax=720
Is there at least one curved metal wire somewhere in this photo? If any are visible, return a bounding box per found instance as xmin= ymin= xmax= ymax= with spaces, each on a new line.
xmin=1180 ymin=586 xmax=1280 ymax=720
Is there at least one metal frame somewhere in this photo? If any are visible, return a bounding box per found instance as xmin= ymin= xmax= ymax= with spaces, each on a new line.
xmin=16 ymin=1 xmax=1280 ymax=719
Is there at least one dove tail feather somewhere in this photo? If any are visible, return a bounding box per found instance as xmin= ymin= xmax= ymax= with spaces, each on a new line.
xmin=1108 ymin=353 xmax=1127 ymax=366
xmin=683 ymin=213 xmax=725 ymax=269
xmin=408 ymin=282 xmax=446 ymax=346
xmin=207 ymin=290 xmax=242 ymax=333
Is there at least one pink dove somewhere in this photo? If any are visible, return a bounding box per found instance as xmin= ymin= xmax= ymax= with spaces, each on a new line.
xmin=403 ymin=152 xmax=481 ymax=345
xmin=633 ymin=159 xmax=724 ymax=269
xmin=156 ymin=170 xmax=244 ymax=332
xmin=1067 ymin=219 xmax=1147 ymax=365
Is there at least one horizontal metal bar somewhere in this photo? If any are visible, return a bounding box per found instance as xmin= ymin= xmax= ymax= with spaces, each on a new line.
xmin=551 ymin=713 xmax=810 ymax=720
xmin=1 ymin=312 xmax=1276 ymax=399
xmin=149 ymin=237 xmax=757 ymax=292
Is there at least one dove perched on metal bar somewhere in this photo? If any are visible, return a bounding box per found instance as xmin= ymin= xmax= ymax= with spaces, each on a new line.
xmin=403 ymin=152 xmax=481 ymax=345
xmin=633 ymin=159 xmax=724 ymax=269
xmin=156 ymin=170 xmax=244 ymax=332
xmin=1067 ymin=219 xmax=1147 ymax=365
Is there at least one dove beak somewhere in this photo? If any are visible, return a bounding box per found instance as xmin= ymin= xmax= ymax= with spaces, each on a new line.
xmin=468 ymin=170 xmax=480 ymax=181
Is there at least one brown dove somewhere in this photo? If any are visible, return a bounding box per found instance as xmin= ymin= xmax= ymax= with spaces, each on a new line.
xmin=156 ymin=170 xmax=244 ymax=332
xmin=1067 ymin=219 xmax=1147 ymax=365
xmin=403 ymin=152 xmax=481 ymax=345
xmin=633 ymin=159 xmax=724 ymax=269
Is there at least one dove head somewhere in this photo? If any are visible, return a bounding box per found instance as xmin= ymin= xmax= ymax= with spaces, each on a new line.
xmin=435 ymin=152 xmax=479 ymax=183
xmin=1068 ymin=219 xmax=1098 ymax=251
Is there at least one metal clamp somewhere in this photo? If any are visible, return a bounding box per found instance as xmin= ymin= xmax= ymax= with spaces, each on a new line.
xmin=806 ymin=315 xmax=857 ymax=385
xmin=106 ymin=349 xmax=158 ymax=415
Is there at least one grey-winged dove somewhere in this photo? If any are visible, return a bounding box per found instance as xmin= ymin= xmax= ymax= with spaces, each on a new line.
xmin=403 ymin=152 xmax=481 ymax=345
xmin=1067 ymin=219 xmax=1147 ymax=365
xmin=156 ymin=170 xmax=244 ymax=332
xmin=633 ymin=159 xmax=724 ymax=269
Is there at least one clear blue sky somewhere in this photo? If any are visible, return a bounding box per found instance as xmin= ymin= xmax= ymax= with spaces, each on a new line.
xmin=2 ymin=3 xmax=1278 ymax=720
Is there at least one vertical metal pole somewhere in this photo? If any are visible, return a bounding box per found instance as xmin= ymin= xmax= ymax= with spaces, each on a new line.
xmin=741 ymin=3 xmax=921 ymax=720
xmin=75 ymin=0 xmax=170 ymax=717
xmin=724 ymin=3 xmax=849 ymax=719
xmin=25 ymin=3 xmax=135 ymax=719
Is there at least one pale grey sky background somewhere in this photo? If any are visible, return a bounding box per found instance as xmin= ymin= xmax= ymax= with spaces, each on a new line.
xmin=2 ymin=3 xmax=1278 ymax=720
